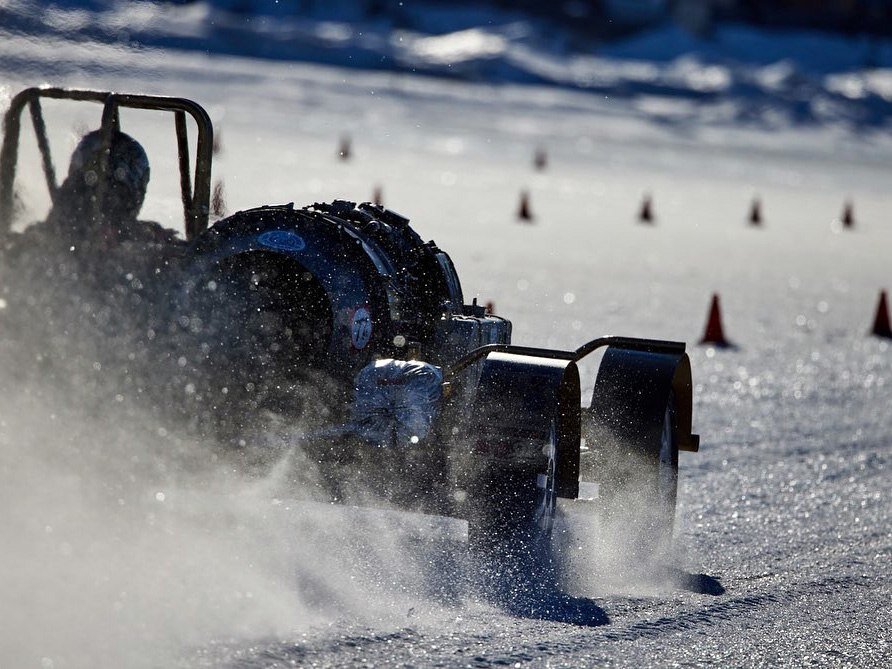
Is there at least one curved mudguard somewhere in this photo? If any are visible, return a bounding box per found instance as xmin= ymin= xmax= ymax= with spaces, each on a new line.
xmin=585 ymin=346 xmax=699 ymax=456
xmin=463 ymin=352 xmax=581 ymax=499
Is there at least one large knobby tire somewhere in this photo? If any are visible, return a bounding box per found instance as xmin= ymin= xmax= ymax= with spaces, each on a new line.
xmin=176 ymin=251 xmax=338 ymax=442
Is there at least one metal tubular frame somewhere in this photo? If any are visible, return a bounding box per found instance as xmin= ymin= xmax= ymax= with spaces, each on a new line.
xmin=0 ymin=87 xmax=213 ymax=241
xmin=445 ymin=335 xmax=687 ymax=381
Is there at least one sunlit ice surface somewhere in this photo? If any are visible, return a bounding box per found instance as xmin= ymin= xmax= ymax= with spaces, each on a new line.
xmin=0 ymin=8 xmax=890 ymax=668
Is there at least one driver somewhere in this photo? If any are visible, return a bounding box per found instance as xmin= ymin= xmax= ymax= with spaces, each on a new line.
xmin=46 ymin=129 xmax=174 ymax=245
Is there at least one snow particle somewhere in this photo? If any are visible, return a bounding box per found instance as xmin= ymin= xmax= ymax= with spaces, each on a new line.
xmin=563 ymin=292 xmax=576 ymax=304
xmin=155 ymin=491 xmax=165 ymax=502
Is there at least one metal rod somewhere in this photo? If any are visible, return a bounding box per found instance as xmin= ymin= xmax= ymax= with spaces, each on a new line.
xmin=93 ymin=97 xmax=120 ymax=227
xmin=572 ymin=335 xmax=685 ymax=361
xmin=445 ymin=344 xmax=575 ymax=380
xmin=445 ymin=335 xmax=686 ymax=381
xmin=28 ymin=99 xmax=58 ymax=202
xmin=174 ymin=110 xmax=193 ymax=226
xmin=0 ymin=88 xmax=31 ymax=234
xmin=188 ymin=106 xmax=212 ymax=241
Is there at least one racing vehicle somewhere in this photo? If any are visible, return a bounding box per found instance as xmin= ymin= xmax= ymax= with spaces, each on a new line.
xmin=0 ymin=87 xmax=699 ymax=589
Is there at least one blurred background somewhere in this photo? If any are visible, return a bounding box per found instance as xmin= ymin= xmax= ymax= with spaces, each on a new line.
xmin=4 ymin=1 xmax=892 ymax=70
xmin=170 ymin=1 xmax=892 ymax=40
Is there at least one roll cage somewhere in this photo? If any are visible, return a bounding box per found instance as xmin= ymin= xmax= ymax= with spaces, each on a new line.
xmin=0 ymin=86 xmax=213 ymax=241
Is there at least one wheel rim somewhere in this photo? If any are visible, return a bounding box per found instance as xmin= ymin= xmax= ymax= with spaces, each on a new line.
xmin=657 ymin=400 xmax=679 ymax=516
xmin=532 ymin=421 xmax=558 ymax=541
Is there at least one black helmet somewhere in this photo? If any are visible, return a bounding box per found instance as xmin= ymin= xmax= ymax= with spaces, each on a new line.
xmin=67 ymin=129 xmax=150 ymax=222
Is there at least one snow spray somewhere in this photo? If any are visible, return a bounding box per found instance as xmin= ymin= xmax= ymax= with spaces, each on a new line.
xmin=0 ymin=241 xmax=458 ymax=669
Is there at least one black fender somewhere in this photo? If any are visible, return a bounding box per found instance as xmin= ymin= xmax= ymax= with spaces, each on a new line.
xmin=584 ymin=346 xmax=699 ymax=467
xmin=462 ymin=352 xmax=581 ymax=499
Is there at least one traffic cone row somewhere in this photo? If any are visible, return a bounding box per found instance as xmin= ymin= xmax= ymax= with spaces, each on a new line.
xmin=698 ymin=289 xmax=892 ymax=348
xmin=514 ymin=190 xmax=857 ymax=227
xmin=333 ymin=138 xmax=861 ymax=232
xmin=630 ymin=194 xmax=856 ymax=229
xmin=333 ymin=138 xmax=858 ymax=230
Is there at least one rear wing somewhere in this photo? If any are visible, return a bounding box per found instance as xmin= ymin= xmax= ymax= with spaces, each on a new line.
xmin=0 ymin=86 xmax=213 ymax=241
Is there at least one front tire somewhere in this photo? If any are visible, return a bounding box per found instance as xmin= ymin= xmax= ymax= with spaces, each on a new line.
xmin=465 ymin=421 xmax=561 ymax=597
xmin=594 ymin=390 xmax=680 ymax=550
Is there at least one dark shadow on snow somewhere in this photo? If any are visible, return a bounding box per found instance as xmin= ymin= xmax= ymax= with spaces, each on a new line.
xmin=502 ymin=591 xmax=611 ymax=627
xmin=671 ymin=569 xmax=727 ymax=596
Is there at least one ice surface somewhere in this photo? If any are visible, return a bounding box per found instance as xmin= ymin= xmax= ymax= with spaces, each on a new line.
xmin=0 ymin=7 xmax=890 ymax=669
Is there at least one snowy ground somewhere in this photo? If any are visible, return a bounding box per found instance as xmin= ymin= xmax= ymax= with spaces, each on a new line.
xmin=0 ymin=16 xmax=890 ymax=669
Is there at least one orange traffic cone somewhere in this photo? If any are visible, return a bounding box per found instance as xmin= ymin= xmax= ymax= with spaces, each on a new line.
xmin=638 ymin=193 xmax=654 ymax=224
xmin=534 ymin=147 xmax=547 ymax=171
xmin=372 ymin=185 xmax=383 ymax=206
xmin=841 ymin=200 xmax=855 ymax=229
xmin=871 ymin=290 xmax=892 ymax=338
xmin=338 ymin=134 xmax=351 ymax=161
xmin=517 ymin=189 xmax=534 ymax=222
xmin=699 ymin=293 xmax=731 ymax=347
xmin=748 ymin=197 xmax=762 ymax=226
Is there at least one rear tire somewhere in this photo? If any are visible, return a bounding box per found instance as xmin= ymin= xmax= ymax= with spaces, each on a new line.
xmin=178 ymin=251 xmax=337 ymax=440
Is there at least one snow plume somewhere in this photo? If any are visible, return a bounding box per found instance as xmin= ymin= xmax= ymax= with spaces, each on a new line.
xmin=0 ymin=242 xmax=459 ymax=669
xmin=554 ymin=442 xmax=686 ymax=598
